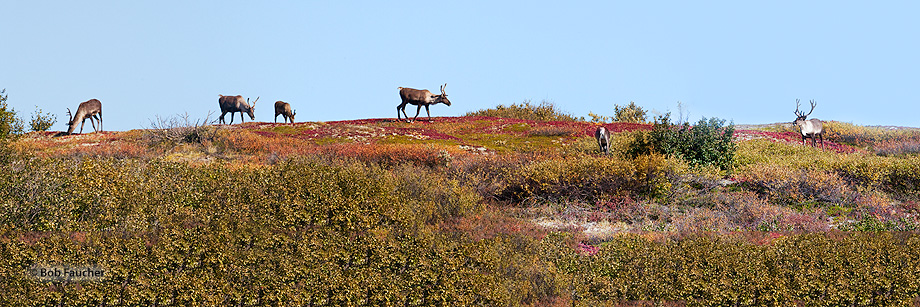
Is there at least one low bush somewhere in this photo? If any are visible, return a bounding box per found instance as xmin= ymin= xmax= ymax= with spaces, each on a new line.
xmin=614 ymin=101 xmax=648 ymax=123
xmin=736 ymin=140 xmax=920 ymax=198
xmin=875 ymin=139 xmax=920 ymax=156
xmin=3 ymin=153 xmax=920 ymax=305
xmin=629 ymin=114 xmax=735 ymax=171
xmin=498 ymin=154 xmax=675 ymax=203
xmin=823 ymin=121 xmax=920 ymax=155
xmin=551 ymin=232 xmax=920 ymax=306
xmin=738 ymin=164 xmax=857 ymax=208
xmin=28 ymin=106 xmax=56 ymax=132
xmin=144 ymin=113 xmax=219 ymax=147
xmin=0 ymin=156 xmax=524 ymax=305
xmin=0 ymin=89 xmax=23 ymax=161
xmin=464 ymin=100 xmax=581 ymax=122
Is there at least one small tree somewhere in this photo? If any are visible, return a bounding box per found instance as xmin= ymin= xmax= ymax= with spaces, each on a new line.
xmin=613 ymin=101 xmax=648 ymax=123
xmin=0 ymin=89 xmax=24 ymax=160
xmin=587 ymin=112 xmax=610 ymax=123
xmin=29 ymin=106 xmax=57 ymax=132
xmin=628 ymin=112 xmax=736 ymax=171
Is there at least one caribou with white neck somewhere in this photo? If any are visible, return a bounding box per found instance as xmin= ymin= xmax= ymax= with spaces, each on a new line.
xmin=792 ymin=99 xmax=824 ymax=149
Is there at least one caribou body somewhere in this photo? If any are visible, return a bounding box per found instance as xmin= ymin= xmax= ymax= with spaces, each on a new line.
xmin=595 ymin=126 xmax=610 ymax=154
xmin=274 ymin=101 xmax=296 ymax=124
xmin=218 ymin=95 xmax=258 ymax=124
xmin=397 ymin=83 xmax=451 ymax=122
xmin=793 ymin=99 xmax=824 ymax=149
xmin=66 ymin=99 xmax=102 ymax=134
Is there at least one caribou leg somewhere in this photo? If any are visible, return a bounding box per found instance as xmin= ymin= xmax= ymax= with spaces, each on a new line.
xmin=412 ymin=105 xmax=423 ymax=122
xmin=425 ymin=105 xmax=431 ymax=121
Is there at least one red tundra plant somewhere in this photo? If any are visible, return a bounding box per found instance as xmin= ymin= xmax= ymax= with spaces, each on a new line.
xmin=576 ymin=242 xmax=599 ymax=256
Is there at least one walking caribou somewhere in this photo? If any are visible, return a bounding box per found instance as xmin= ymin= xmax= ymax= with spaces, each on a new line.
xmin=595 ymin=126 xmax=610 ymax=154
xmin=396 ymin=83 xmax=451 ymax=122
xmin=274 ymin=101 xmax=296 ymax=124
xmin=66 ymin=99 xmax=102 ymax=134
xmin=218 ymin=95 xmax=258 ymax=124
xmin=793 ymin=99 xmax=824 ymax=149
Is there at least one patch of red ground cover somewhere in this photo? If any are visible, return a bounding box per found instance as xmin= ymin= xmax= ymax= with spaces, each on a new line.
xmin=445 ymin=116 xmax=653 ymax=137
xmin=325 ymin=118 xmax=394 ymax=125
xmin=379 ymin=126 xmax=462 ymax=141
xmin=735 ymin=130 xmax=860 ymax=154
xmin=297 ymin=126 xmax=361 ymax=140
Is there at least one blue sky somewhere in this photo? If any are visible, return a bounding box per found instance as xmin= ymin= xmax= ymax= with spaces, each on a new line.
xmin=2 ymin=1 xmax=918 ymax=131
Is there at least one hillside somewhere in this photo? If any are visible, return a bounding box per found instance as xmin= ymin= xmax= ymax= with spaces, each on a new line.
xmin=4 ymin=115 xmax=920 ymax=305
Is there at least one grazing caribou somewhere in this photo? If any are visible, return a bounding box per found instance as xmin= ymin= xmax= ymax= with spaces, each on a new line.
xmin=274 ymin=101 xmax=296 ymax=124
xmin=595 ymin=126 xmax=611 ymax=154
xmin=397 ymin=83 xmax=451 ymax=122
xmin=218 ymin=95 xmax=258 ymax=124
xmin=793 ymin=99 xmax=824 ymax=149
xmin=66 ymin=99 xmax=102 ymax=134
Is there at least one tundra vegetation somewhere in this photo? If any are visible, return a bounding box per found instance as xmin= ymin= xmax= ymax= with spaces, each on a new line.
xmin=29 ymin=106 xmax=56 ymax=132
xmin=2 ymin=99 xmax=920 ymax=306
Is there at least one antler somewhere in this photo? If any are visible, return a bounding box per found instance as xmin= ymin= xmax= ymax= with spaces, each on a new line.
xmin=67 ymin=108 xmax=73 ymax=122
xmin=440 ymin=83 xmax=447 ymax=95
xmin=251 ymin=96 xmax=260 ymax=105
xmin=794 ymin=99 xmax=802 ymax=117
xmin=806 ymin=100 xmax=816 ymax=117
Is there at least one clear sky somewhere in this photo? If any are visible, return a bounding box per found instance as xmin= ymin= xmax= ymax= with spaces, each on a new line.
xmin=2 ymin=1 xmax=918 ymax=131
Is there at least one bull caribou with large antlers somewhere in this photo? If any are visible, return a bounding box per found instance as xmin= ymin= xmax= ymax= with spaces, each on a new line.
xmin=396 ymin=83 xmax=451 ymax=122
xmin=218 ymin=95 xmax=259 ymax=124
xmin=793 ymin=99 xmax=824 ymax=149
xmin=65 ymin=99 xmax=102 ymax=134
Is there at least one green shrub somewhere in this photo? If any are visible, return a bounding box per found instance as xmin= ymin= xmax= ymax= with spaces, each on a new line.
xmin=0 ymin=89 xmax=23 ymax=153
xmin=614 ymin=101 xmax=648 ymax=123
xmin=465 ymin=100 xmax=581 ymax=122
xmin=28 ymin=106 xmax=56 ymax=132
xmin=630 ymin=114 xmax=736 ymax=171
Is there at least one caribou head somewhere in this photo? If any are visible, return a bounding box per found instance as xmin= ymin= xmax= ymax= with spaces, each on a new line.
xmin=435 ymin=83 xmax=451 ymax=106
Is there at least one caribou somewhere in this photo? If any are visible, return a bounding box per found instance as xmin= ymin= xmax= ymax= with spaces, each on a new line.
xmin=274 ymin=101 xmax=296 ymax=124
xmin=793 ymin=99 xmax=824 ymax=149
xmin=65 ymin=99 xmax=102 ymax=134
xmin=396 ymin=83 xmax=451 ymax=122
xmin=218 ymin=95 xmax=259 ymax=124
xmin=595 ymin=126 xmax=611 ymax=154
